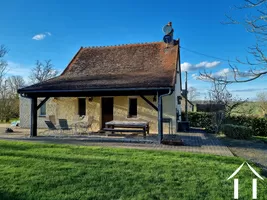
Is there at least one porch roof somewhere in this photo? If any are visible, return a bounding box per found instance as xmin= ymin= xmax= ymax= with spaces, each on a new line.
xmin=18 ymin=42 xmax=179 ymax=97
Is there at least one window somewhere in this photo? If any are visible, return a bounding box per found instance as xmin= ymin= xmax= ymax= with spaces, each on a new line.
xmin=128 ymin=98 xmax=137 ymax=118
xmin=78 ymin=98 xmax=86 ymax=116
xmin=40 ymin=102 xmax=46 ymax=116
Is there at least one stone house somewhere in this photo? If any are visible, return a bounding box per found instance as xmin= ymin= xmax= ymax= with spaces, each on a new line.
xmin=181 ymin=97 xmax=194 ymax=112
xmin=18 ymin=41 xmax=182 ymax=141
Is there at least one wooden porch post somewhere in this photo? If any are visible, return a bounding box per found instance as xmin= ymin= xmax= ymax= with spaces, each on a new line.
xmin=30 ymin=97 xmax=37 ymax=137
xmin=157 ymin=94 xmax=163 ymax=143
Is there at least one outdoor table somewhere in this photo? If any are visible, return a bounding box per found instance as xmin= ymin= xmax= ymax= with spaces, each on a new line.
xmin=104 ymin=120 xmax=149 ymax=138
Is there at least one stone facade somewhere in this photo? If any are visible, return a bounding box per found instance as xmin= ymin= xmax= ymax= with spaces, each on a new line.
xmin=20 ymin=94 xmax=177 ymax=134
xmin=20 ymin=97 xmax=52 ymax=128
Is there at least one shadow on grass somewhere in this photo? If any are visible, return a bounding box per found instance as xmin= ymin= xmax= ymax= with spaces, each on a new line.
xmin=0 ymin=145 xmax=244 ymax=168
xmin=0 ymin=140 xmax=71 ymax=151
xmin=0 ymin=191 xmax=26 ymax=200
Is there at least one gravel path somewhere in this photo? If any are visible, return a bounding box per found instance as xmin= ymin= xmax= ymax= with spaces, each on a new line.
xmin=218 ymin=136 xmax=267 ymax=174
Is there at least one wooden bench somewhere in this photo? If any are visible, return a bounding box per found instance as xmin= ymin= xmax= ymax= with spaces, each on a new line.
xmin=104 ymin=121 xmax=149 ymax=138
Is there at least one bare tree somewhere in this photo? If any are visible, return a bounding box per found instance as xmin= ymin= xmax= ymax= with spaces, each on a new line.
xmin=256 ymin=91 xmax=267 ymax=116
xmin=0 ymin=45 xmax=20 ymax=121
xmin=200 ymin=0 xmax=267 ymax=83
xmin=188 ymin=87 xmax=199 ymax=101
xmin=7 ymin=75 xmax=25 ymax=94
xmin=0 ymin=45 xmax=8 ymax=83
xmin=0 ymin=45 xmax=27 ymax=121
xmin=29 ymin=60 xmax=58 ymax=84
xmin=206 ymin=77 xmax=247 ymax=132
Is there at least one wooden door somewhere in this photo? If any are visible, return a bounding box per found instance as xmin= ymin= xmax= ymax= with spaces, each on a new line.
xmin=101 ymin=97 xmax=114 ymax=128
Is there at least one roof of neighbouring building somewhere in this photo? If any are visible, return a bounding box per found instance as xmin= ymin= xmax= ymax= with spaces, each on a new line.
xmin=18 ymin=42 xmax=179 ymax=94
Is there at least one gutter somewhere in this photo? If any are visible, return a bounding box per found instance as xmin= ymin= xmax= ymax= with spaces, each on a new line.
xmin=18 ymin=87 xmax=173 ymax=95
xmin=158 ymin=88 xmax=173 ymax=143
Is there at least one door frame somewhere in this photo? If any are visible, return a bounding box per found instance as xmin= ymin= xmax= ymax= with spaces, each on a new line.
xmin=101 ymin=97 xmax=114 ymax=129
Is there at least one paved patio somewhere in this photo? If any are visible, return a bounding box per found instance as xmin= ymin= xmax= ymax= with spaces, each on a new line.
xmin=219 ymin=135 xmax=267 ymax=173
xmin=0 ymin=124 xmax=233 ymax=157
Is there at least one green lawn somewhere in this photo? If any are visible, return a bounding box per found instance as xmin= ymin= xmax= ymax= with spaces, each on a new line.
xmin=253 ymin=136 xmax=267 ymax=143
xmin=231 ymin=102 xmax=264 ymax=117
xmin=0 ymin=140 xmax=266 ymax=200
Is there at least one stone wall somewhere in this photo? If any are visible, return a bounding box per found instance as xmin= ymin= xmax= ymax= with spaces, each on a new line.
xmin=20 ymin=97 xmax=53 ymax=128
xmin=20 ymin=95 xmax=176 ymax=134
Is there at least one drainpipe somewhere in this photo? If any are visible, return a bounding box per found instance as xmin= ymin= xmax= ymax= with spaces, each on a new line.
xmin=158 ymin=89 xmax=173 ymax=143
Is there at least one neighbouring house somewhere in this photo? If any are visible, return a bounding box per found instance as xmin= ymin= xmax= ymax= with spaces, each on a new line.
xmin=181 ymin=97 xmax=194 ymax=112
xmin=18 ymin=41 xmax=182 ymax=142
xmin=196 ymin=103 xmax=225 ymax=112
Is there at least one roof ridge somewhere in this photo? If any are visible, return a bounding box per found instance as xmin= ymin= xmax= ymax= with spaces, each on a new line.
xmin=84 ymin=41 xmax=163 ymax=49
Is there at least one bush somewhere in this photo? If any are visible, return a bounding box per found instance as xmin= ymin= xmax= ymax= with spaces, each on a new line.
xmin=225 ymin=115 xmax=267 ymax=137
xmin=185 ymin=111 xmax=267 ymax=136
xmin=250 ymin=118 xmax=267 ymax=137
xmin=221 ymin=124 xmax=252 ymax=139
xmin=186 ymin=112 xmax=216 ymax=133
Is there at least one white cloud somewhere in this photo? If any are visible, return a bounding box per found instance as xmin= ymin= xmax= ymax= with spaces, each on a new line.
xmin=195 ymin=61 xmax=221 ymax=68
xmin=181 ymin=62 xmax=193 ymax=72
xmin=32 ymin=32 xmax=52 ymax=40
xmin=181 ymin=61 xmax=221 ymax=72
xmin=191 ymin=73 xmax=198 ymax=80
xmin=32 ymin=34 xmax=46 ymax=40
xmin=213 ymin=68 xmax=230 ymax=77
xmin=192 ymin=68 xmax=232 ymax=81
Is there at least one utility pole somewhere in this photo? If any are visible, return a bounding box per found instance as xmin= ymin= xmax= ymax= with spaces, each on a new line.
xmin=185 ymin=71 xmax=188 ymax=121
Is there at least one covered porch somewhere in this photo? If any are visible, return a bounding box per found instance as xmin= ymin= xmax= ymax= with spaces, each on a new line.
xmin=21 ymin=88 xmax=174 ymax=143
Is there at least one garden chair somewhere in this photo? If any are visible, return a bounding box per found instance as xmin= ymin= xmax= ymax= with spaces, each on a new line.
xmin=73 ymin=116 xmax=88 ymax=134
xmin=71 ymin=115 xmax=82 ymax=134
xmin=58 ymin=119 xmax=73 ymax=135
xmin=44 ymin=120 xmax=60 ymax=136
xmin=80 ymin=116 xmax=94 ymax=135
xmin=71 ymin=116 xmax=87 ymax=135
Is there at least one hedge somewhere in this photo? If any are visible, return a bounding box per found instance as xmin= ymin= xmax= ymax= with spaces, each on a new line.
xmin=185 ymin=112 xmax=216 ymax=133
xmin=221 ymin=124 xmax=252 ymax=139
xmin=186 ymin=112 xmax=267 ymax=137
xmin=225 ymin=115 xmax=267 ymax=137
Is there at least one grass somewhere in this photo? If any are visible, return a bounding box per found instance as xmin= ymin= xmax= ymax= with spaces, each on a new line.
xmin=231 ymin=102 xmax=264 ymax=117
xmin=0 ymin=140 xmax=266 ymax=200
xmin=0 ymin=118 xmax=19 ymax=124
xmin=253 ymin=136 xmax=267 ymax=143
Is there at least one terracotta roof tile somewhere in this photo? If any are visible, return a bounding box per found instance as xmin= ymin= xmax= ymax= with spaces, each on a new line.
xmin=19 ymin=42 xmax=179 ymax=92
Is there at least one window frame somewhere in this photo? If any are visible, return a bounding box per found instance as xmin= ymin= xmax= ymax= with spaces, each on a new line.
xmin=127 ymin=97 xmax=138 ymax=118
xmin=39 ymin=101 xmax=46 ymax=117
xmin=78 ymin=98 xmax=86 ymax=116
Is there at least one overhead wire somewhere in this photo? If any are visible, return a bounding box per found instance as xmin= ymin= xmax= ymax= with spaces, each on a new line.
xmin=180 ymin=46 xmax=242 ymax=64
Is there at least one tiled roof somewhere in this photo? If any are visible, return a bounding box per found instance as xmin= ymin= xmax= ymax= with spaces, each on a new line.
xmin=19 ymin=42 xmax=179 ymax=93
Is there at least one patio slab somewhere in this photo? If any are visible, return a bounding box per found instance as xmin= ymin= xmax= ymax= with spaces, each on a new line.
xmin=0 ymin=125 xmax=233 ymax=157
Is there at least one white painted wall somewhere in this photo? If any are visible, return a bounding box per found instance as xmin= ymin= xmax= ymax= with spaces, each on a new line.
xmin=175 ymin=68 xmax=182 ymax=122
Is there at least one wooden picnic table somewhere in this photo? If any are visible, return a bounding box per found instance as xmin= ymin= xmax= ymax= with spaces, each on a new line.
xmin=104 ymin=120 xmax=149 ymax=138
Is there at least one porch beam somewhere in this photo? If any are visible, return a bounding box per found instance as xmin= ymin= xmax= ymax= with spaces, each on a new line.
xmin=140 ymin=95 xmax=158 ymax=112
xmin=157 ymin=94 xmax=163 ymax=143
xmin=30 ymin=97 xmax=38 ymax=137
xmin=37 ymin=97 xmax=50 ymax=110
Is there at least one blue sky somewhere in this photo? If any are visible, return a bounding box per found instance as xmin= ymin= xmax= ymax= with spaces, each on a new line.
xmin=1 ymin=0 xmax=266 ymax=100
